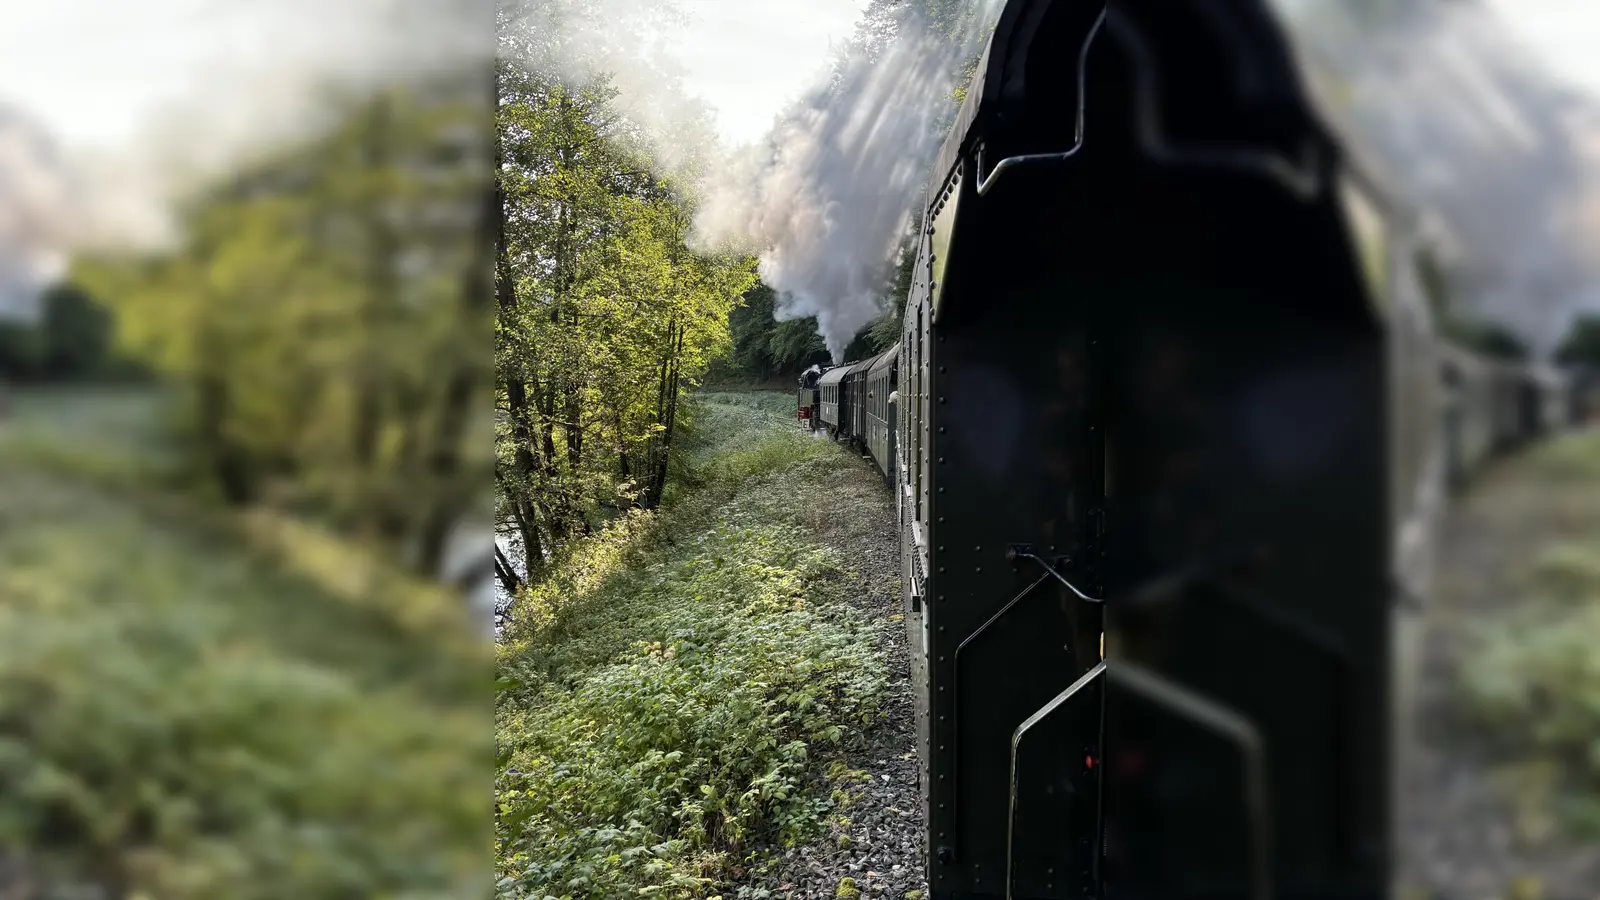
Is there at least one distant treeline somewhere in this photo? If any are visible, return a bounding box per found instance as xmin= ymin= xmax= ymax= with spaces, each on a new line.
xmin=710 ymin=255 xmax=1600 ymax=382
xmin=1557 ymin=314 xmax=1600 ymax=369
xmin=708 ymin=261 xmax=914 ymax=385
xmin=0 ymin=283 xmax=137 ymax=381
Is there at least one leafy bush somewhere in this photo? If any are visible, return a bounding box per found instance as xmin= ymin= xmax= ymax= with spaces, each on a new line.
xmin=497 ymin=520 xmax=885 ymax=899
xmin=1462 ymin=535 xmax=1600 ymax=836
xmin=1464 ymin=596 xmax=1600 ymax=760
xmin=1528 ymin=431 xmax=1600 ymax=483
xmin=0 ymin=463 xmax=489 ymax=898
xmin=496 ymin=400 xmax=885 ymax=899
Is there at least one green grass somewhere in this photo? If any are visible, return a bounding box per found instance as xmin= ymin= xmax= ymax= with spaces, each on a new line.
xmin=1460 ymin=431 xmax=1600 ymax=837
xmin=495 ymin=391 xmax=884 ymax=900
xmin=0 ymin=384 xmax=490 ymax=898
xmin=0 ymin=383 xmax=187 ymax=486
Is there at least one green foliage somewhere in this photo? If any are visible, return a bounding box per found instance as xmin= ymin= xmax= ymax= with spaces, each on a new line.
xmin=1556 ymin=313 xmax=1600 ymax=369
xmin=495 ymin=50 xmax=759 ymax=584
xmin=0 ymin=282 xmax=124 ymax=380
xmin=73 ymin=80 xmax=488 ymax=574
xmin=495 ymin=398 xmax=885 ymax=899
xmin=1460 ymin=433 xmax=1600 ymax=835
xmin=1461 ymin=594 xmax=1600 ymax=832
xmin=1439 ymin=316 xmax=1530 ymax=362
xmin=0 ymin=431 xmax=489 ymax=898
xmin=767 ymin=317 xmax=829 ymax=372
xmin=1527 ymin=430 xmax=1600 ymax=482
xmin=710 ymin=284 xmax=831 ymax=384
xmin=0 ymin=317 xmax=44 ymax=375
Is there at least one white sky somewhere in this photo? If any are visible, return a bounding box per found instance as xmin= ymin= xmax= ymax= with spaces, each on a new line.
xmin=0 ymin=0 xmax=1593 ymax=192
xmin=0 ymin=0 xmax=1593 ymax=156
xmin=0 ymin=0 xmax=483 ymax=155
xmin=666 ymin=0 xmax=869 ymax=146
xmin=1486 ymin=0 xmax=1600 ymax=101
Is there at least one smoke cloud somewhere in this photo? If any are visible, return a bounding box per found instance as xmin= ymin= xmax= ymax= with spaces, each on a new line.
xmin=515 ymin=0 xmax=1600 ymax=358
xmin=691 ymin=6 xmax=1002 ymax=361
xmin=0 ymin=0 xmax=492 ymax=322
xmin=510 ymin=0 xmax=1005 ymax=363
xmin=0 ymin=109 xmax=71 ymax=321
xmin=1278 ymin=0 xmax=1600 ymax=354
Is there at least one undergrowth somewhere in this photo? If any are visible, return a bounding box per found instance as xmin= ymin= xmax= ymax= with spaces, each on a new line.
xmin=0 ymin=388 xmax=489 ymax=898
xmin=1459 ymin=431 xmax=1600 ymax=836
xmin=495 ymin=392 xmax=885 ymax=899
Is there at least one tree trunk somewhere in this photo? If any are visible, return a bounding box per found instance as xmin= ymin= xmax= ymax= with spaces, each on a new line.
xmin=493 ymin=543 xmax=523 ymax=594
xmin=354 ymin=93 xmax=396 ymax=473
xmin=494 ymin=67 xmax=548 ymax=583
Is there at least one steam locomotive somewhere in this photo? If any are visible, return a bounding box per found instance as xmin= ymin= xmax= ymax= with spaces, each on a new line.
xmin=795 ymin=1 xmax=1598 ymax=898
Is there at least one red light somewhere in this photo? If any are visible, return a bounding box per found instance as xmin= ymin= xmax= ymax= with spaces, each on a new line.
xmin=1085 ymin=755 xmax=1096 ymax=770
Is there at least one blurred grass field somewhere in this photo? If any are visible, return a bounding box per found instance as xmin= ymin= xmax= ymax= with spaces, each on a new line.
xmin=1458 ymin=429 xmax=1600 ymax=838
xmin=0 ymin=385 xmax=490 ymax=898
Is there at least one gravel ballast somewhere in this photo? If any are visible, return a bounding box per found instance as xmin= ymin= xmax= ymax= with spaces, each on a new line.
xmin=744 ymin=437 xmax=929 ymax=900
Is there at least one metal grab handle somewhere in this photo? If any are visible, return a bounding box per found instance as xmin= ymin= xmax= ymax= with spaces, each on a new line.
xmin=953 ymin=549 xmax=1103 ymax=861
xmin=1006 ymin=544 xmax=1104 ymax=603
xmin=950 ymin=571 xmax=1053 ymax=848
xmin=972 ymin=5 xmax=1324 ymax=201
xmin=1006 ymin=661 xmax=1108 ymax=900
xmin=1106 ymin=662 xmax=1273 ymax=900
xmin=1107 ymin=7 xmax=1322 ymax=200
xmin=974 ymin=7 xmax=1106 ymax=196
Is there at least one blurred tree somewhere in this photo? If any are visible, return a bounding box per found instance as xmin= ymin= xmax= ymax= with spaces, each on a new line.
xmin=769 ymin=316 xmax=830 ymax=371
xmin=40 ymin=282 xmax=115 ymax=376
xmin=1556 ymin=313 xmax=1600 ymax=368
xmin=1453 ymin=320 xmax=1531 ymax=362
xmin=74 ymin=76 xmax=491 ymax=574
xmin=0 ymin=282 xmax=122 ymax=380
xmin=0 ymin=317 xmax=45 ymax=377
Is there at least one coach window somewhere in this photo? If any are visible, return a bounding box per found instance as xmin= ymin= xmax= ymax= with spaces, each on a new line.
xmin=928 ymin=175 xmax=959 ymax=323
xmin=1338 ymin=173 xmax=1390 ymax=319
xmin=914 ymin=304 xmax=925 ymax=525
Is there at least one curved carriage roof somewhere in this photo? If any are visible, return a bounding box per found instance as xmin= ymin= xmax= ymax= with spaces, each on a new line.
xmin=817 ymin=363 xmax=852 ymax=387
xmin=1528 ymin=362 xmax=1567 ymax=388
xmin=866 ymin=342 xmax=901 ymax=379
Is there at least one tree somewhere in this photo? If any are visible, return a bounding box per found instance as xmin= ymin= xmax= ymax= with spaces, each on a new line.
xmin=1556 ymin=313 xmax=1600 ymax=368
xmin=0 ymin=282 xmax=119 ymax=380
xmin=1447 ymin=319 xmax=1530 ymax=362
xmin=74 ymin=76 xmax=490 ymax=573
xmin=493 ymin=51 xmax=756 ymax=586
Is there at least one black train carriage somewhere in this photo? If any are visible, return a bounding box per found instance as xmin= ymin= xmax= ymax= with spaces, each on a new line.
xmin=898 ymin=1 xmax=1441 ymax=898
xmin=1486 ymin=359 xmax=1526 ymax=453
xmin=864 ymin=344 xmax=901 ymax=484
xmin=845 ymin=358 xmax=872 ymax=442
xmin=1531 ymin=364 xmax=1572 ymax=436
xmin=1573 ymin=365 xmax=1600 ymax=425
xmin=817 ymin=362 xmax=853 ymax=437
xmin=1438 ymin=342 xmax=1497 ymax=489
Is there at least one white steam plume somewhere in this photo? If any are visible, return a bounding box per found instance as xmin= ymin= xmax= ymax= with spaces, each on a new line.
xmin=508 ymin=0 xmax=1006 ymax=363
xmin=0 ymin=109 xmax=71 ymax=321
xmin=693 ymin=3 xmax=1004 ymax=361
xmin=1280 ymin=0 xmax=1600 ymax=354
